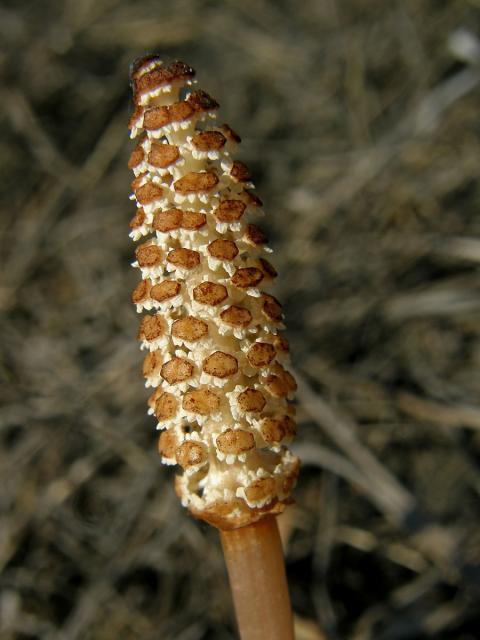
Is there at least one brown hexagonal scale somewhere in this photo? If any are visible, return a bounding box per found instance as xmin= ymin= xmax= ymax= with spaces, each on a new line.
xmin=176 ymin=441 xmax=206 ymax=469
xmin=128 ymin=105 xmax=144 ymax=130
xmin=158 ymin=429 xmax=178 ymax=459
xmin=171 ymin=317 xmax=208 ymax=341
xmin=153 ymin=208 xmax=182 ymax=232
xmin=174 ymin=171 xmax=218 ymax=194
xmin=260 ymin=418 xmax=285 ymax=443
xmin=167 ymin=248 xmax=200 ymax=269
xmin=264 ymin=375 xmax=289 ymax=398
xmin=148 ymin=143 xmax=179 ymax=168
xmin=128 ymin=141 xmax=144 ymax=169
xmin=153 ymin=391 xmax=178 ymax=421
xmin=283 ymin=416 xmax=296 ymax=437
xmin=133 ymin=60 xmax=195 ymax=96
xmin=168 ymin=101 xmax=194 ymax=123
xmin=131 ymin=173 xmax=146 ymax=191
xmin=243 ymin=190 xmax=263 ymax=207
xmin=147 ymin=386 xmax=162 ymax=412
xmin=142 ymin=350 xmax=162 ymax=377
xmin=135 ymin=182 xmax=163 ymax=205
xmin=131 ymin=57 xmax=180 ymax=79
xmin=220 ymin=306 xmax=252 ymax=327
xmin=261 ymin=294 xmax=283 ymax=321
xmin=130 ymin=54 xmax=162 ymax=80
xmin=193 ymin=281 xmax=228 ymax=305
xmin=215 ymin=199 xmax=246 ymax=222
xmin=203 ymin=351 xmax=238 ymax=378
xmin=244 ymin=477 xmax=276 ymax=503
xmin=273 ymin=335 xmax=289 ymax=353
xmin=245 ymin=224 xmax=268 ymax=245
xmin=192 ymin=131 xmax=226 ymax=151
xmin=264 ymin=367 xmax=297 ymax=397
xmin=150 ymin=280 xmax=181 ymax=302
xmin=138 ymin=314 xmax=164 ymax=341
xmin=160 ymin=357 xmax=194 ymax=385
xmin=135 ymin=242 xmax=163 ymax=267
xmin=182 ymin=389 xmax=220 ymax=415
xmin=283 ymin=370 xmax=297 ymax=392
xmin=261 ymin=416 xmax=297 ymax=444
xmin=165 ymin=60 xmax=196 ymax=83
xmin=237 ymin=389 xmax=266 ymax=413
xmin=181 ymin=210 xmax=206 ymax=230
xmin=216 ymin=429 xmax=255 ymax=455
xmin=130 ymin=208 xmax=146 ymax=229
xmin=247 ymin=342 xmax=276 ymax=367
xmin=143 ymin=106 xmax=170 ymax=130
xmin=231 ymin=267 xmax=264 ymax=289
xmin=258 ymin=258 xmax=278 ymax=279
xmin=132 ymin=278 xmax=151 ymax=304
xmin=186 ymin=90 xmax=219 ymax=113
xmin=230 ymin=161 xmax=251 ymax=183
xmin=208 ymin=239 xmax=239 ymax=261
xmin=220 ymin=124 xmax=241 ymax=144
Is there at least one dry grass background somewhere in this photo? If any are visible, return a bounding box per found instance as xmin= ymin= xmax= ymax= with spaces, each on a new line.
xmin=1 ymin=1 xmax=480 ymax=638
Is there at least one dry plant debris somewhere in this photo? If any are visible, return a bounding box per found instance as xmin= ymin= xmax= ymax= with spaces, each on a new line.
xmin=1 ymin=1 xmax=480 ymax=639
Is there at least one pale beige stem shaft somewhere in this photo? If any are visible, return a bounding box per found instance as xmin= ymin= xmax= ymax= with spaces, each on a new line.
xmin=220 ymin=516 xmax=295 ymax=640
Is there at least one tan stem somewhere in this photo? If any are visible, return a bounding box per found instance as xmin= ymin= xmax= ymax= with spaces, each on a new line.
xmin=219 ymin=516 xmax=295 ymax=640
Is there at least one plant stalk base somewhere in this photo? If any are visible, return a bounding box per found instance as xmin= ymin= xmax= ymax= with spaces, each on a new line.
xmin=220 ymin=515 xmax=294 ymax=640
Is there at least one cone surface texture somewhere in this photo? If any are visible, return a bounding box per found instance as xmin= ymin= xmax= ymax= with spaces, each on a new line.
xmin=128 ymin=57 xmax=299 ymax=529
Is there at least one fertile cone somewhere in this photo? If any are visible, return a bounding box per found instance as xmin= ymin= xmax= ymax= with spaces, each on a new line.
xmin=128 ymin=57 xmax=299 ymax=529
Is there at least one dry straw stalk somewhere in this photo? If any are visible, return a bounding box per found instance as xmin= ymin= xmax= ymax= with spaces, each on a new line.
xmin=127 ymin=56 xmax=298 ymax=638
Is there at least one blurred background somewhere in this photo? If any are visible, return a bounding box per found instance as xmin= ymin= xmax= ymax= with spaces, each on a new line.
xmin=1 ymin=1 xmax=480 ymax=638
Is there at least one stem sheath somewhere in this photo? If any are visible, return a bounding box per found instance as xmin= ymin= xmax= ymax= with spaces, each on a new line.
xmin=220 ymin=516 xmax=294 ymax=640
